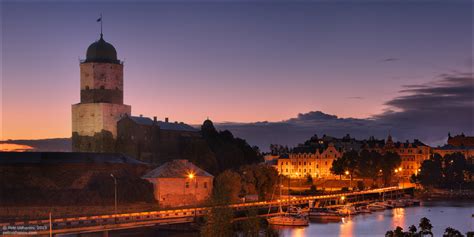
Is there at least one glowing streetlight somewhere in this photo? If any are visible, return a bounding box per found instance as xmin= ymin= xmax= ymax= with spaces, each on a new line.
xmin=188 ymin=173 xmax=195 ymax=179
xmin=345 ymin=171 xmax=349 ymax=175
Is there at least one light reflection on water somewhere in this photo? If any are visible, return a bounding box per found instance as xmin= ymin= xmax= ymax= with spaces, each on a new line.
xmin=278 ymin=201 xmax=474 ymax=237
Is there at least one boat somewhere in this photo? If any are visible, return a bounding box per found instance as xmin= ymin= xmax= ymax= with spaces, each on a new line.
xmin=308 ymin=207 xmax=344 ymax=221
xmin=266 ymin=178 xmax=309 ymax=226
xmin=336 ymin=204 xmax=358 ymax=216
xmin=287 ymin=206 xmax=309 ymax=217
xmin=267 ymin=213 xmax=309 ymax=226
xmin=356 ymin=205 xmax=372 ymax=214
xmin=367 ymin=202 xmax=386 ymax=211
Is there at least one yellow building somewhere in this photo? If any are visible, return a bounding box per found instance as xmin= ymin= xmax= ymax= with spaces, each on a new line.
xmin=363 ymin=135 xmax=431 ymax=178
xmin=277 ymin=143 xmax=341 ymax=179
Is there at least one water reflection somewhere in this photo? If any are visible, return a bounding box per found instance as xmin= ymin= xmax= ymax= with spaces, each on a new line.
xmin=392 ymin=208 xmax=405 ymax=229
xmin=339 ymin=216 xmax=354 ymax=237
xmin=278 ymin=201 xmax=473 ymax=237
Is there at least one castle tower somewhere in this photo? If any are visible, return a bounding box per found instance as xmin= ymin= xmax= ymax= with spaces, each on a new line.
xmin=72 ymin=33 xmax=131 ymax=152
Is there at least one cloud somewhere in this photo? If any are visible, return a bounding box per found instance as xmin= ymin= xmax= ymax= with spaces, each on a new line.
xmin=347 ymin=96 xmax=364 ymax=100
xmin=379 ymin=58 xmax=399 ymax=62
xmin=217 ymin=73 xmax=473 ymax=151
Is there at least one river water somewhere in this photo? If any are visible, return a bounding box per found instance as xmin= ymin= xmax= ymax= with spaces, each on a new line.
xmin=107 ymin=201 xmax=473 ymax=237
xmin=277 ymin=201 xmax=474 ymax=237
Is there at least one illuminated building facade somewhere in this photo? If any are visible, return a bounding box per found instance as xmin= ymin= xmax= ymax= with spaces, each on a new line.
xmin=277 ymin=143 xmax=342 ymax=178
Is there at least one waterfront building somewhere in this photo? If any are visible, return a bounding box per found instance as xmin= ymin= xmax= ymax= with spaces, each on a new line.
xmin=142 ymin=159 xmax=213 ymax=207
xmin=277 ymin=143 xmax=342 ymax=178
xmin=362 ymin=135 xmax=431 ymax=178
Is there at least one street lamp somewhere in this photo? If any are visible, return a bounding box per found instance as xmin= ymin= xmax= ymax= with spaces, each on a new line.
xmin=345 ymin=171 xmax=351 ymax=190
xmin=110 ymin=174 xmax=117 ymax=215
xmin=187 ymin=172 xmax=197 ymax=217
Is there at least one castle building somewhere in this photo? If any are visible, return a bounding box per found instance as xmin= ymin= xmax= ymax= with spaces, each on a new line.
xmin=72 ymin=33 xmax=205 ymax=165
xmin=72 ymin=33 xmax=131 ymax=152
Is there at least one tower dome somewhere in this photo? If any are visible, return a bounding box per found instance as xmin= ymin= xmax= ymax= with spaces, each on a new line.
xmin=85 ymin=34 xmax=119 ymax=64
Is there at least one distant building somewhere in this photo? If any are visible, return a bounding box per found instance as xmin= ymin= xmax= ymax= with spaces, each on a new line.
xmin=277 ymin=143 xmax=342 ymax=178
xmin=433 ymin=133 xmax=474 ymax=164
xmin=362 ymin=135 xmax=431 ymax=178
xmin=142 ymin=159 xmax=213 ymax=208
xmin=447 ymin=133 xmax=474 ymax=147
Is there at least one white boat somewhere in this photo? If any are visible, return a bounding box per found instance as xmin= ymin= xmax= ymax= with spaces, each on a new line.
xmin=267 ymin=213 xmax=309 ymax=226
xmin=267 ymin=178 xmax=309 ymax=227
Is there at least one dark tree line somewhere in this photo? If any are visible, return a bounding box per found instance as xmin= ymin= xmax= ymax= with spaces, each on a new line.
xmin=200 ymin=120 xmax=263 ymax=174
xmin=386 ymin=217 xmax=467 ymax=237
xmin=411 ymin=152 xmax=473 ymax=189
xmin=330 ymin=149 xmax=401 ymax=186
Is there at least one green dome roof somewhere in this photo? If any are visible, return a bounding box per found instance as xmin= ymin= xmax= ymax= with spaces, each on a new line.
xmin=85 ymin=34 xmax=119 ymax=64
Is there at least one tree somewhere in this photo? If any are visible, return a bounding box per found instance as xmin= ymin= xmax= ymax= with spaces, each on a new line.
xmin=358 ymin=149 xmax=382 ymax=183
xmin=213 ymin=170 xmax=242 ymax=204
xmin=443 ymin=227 xmax=464 ymax=237
xmin=443 ymin=153 xmax=467 ymax=189
xmin=342 ymin=150 xmax=359 ymax=182
xmin=330 ymin=150 xmax=359 ymax=180
xmin=380 ymin=151 xmax=402 ymax=186
xmin=200 ymin=200 xmax=234 ymax=237
xmin=418 ymin=217 xmax=433 ymax=237
xmin=393 ymin=226 xmax=405 ymax=237
xmin=239 ymin=165 xmax=279 ymax=200
xmin=418 ymin=155 xmax=443 ymax=188
xmin=408 ymin=225 xmax=418 ymax=237
xmin=330 ymin=157 xmax=345 ymax=180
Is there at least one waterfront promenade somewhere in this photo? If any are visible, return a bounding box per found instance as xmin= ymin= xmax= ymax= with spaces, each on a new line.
xmin=0 ymin=187 xmax=410 ymax=236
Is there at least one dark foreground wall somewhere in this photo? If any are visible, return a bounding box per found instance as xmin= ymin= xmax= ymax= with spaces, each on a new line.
xmin=0 ymin=152 xmax=155 ymax=206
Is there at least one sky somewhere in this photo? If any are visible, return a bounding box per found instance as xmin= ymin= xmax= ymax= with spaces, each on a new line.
xmin=1 ymin=0 xmax=472 ymax=148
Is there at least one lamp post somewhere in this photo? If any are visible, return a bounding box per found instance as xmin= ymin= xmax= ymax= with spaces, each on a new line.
xmin=345 ymin=170 xmax=351 ymax=190
xmin=187 ymin=172 xmax=197 ymax=218
xmin=110 ymin=174 xmax=117 ymax=215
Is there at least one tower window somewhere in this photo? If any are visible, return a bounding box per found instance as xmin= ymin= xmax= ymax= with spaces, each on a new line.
xmin=85 ymin=86 xmax=90 ymax=90
xmin=100 ymin=86 xmax=105 ymax=90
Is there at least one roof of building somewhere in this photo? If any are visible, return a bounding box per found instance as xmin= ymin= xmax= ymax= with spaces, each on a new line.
xmin=448 ymin=134 xmax=474 ymax=147
xmin=434 ymin=144 xmax=474 ymax=150
xmin=84 ymin=34 xmax=120 ymax=64
xmin=129 ymin=116 xmax=198 ymax=132
xmin=142 ymin=159 xmax=213 ymax=178
xmin=0 ymin=152 xmax=147 ymax=165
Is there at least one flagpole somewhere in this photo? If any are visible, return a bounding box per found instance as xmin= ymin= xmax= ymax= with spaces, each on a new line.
xmin=100 ymin=13 xmax=103 ymax=36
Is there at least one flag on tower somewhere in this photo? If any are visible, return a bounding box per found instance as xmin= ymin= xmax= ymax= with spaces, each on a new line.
xmin=97 ymin=17 xmax=102 ymax=22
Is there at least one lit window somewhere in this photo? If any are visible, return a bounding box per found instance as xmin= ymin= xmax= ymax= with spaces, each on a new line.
xmin=204 ymin=182 xmax=208 ymax=188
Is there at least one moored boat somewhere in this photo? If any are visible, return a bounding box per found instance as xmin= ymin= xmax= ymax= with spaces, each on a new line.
xmin=267 ymin=213 xmax=309 ymax=226
xmin=308 ymin=207 xmax=344 ymax=221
